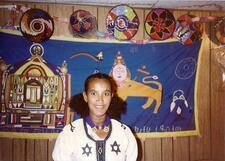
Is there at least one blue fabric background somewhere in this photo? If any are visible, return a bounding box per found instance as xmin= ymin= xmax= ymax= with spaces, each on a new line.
xmin=0 ymin=31 xmax=201 ymax=134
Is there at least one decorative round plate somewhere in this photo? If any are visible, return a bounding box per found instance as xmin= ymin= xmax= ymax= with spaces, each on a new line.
xmin=20 ymin=8 xmax=54 ymax=43
xmin=173 ymin=14 xmax=203 ymax=45
xmin=70 ymin=10 xmax=96 ymax=35
xmin=145 ymin=8 xmax=176 ymax=40
xmin=106 ymin=4 xmax=139 ymax=41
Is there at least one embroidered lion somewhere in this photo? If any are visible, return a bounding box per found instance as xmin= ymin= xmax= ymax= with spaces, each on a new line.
xmin=109 ymin=52 xmax=162 ymax=113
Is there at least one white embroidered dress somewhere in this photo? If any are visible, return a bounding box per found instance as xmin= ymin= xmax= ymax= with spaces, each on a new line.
xmin=52 ymin=119 xmax=137 ymax=161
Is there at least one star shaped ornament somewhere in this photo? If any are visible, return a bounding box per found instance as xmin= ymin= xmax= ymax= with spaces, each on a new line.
xmin=111 ymin=141 xmax=121 ymax=155
xmin=82 ymin=143 xmax=92 ymax=156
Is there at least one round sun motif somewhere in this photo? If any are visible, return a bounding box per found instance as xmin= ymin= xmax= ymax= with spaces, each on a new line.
xmin=175 ymin=57 xmax=196 ymax=80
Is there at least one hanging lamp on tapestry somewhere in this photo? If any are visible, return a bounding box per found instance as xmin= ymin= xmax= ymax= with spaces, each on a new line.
xmin=106 ymin=4 xmax=139 ymax=41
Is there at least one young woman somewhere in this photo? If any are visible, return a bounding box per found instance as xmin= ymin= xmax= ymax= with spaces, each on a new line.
xmin=52 ymin=72 xmax=137 ymax=161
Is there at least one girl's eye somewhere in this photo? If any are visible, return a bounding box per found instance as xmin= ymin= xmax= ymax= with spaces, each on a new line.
xmin=104 ymin=92 xmax=111 ymax=96
xmin=90 ymin=91 xmax=97 ymax=96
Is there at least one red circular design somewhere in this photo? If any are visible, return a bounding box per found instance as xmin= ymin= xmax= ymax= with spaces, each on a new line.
xmin=145 ymin=8 xmax=176 ymax=40
xmin=70 ymin=10 xmax=96 ymax=35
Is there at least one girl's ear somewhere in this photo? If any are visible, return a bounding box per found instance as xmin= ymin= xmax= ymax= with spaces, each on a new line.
xmin=83 ymin=92 xmax=88 ymax=102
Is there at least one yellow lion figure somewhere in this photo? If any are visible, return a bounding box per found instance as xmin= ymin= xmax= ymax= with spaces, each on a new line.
xmin=109 ymin=52 xmax=162 ymax=113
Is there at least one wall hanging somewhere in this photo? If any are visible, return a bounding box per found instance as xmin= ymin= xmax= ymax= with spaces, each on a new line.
xmin=0 ymin=29 xmax=205 ymax=138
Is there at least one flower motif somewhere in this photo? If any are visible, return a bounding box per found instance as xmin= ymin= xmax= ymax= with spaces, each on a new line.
xmin=145 ymin=8 xmax=176 ymax=40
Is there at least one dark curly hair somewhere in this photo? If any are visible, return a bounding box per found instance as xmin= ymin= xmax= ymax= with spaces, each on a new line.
xmin=70 ymin=72 xmax=126 ymax=120
xmin=84 ymin=72 xmax=114 ymax=93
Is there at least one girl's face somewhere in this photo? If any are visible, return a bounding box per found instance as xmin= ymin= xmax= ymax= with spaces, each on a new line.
xmin=83 ymin=78 xmax=113 ymax=118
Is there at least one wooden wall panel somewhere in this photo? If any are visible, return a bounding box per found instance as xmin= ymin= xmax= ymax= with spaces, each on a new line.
xmin=48 ymin=4 xmax=73 ymax=37
xmin=210 ymin=11 xmax=225 ymax=161
xmin=13 ymin=139 xmax=26 ymax=161
xmin=0 ymin=138 xmax=2 ymax=159
xmin=172 ymin=10 xmax=188 ymax=20
xmin=0 ymin=2 xmax=225 ymax=161
xmin=162 ymin=138 xmax=173 ymax=161
xmin=35 ymin=139 xmax=48 ymax=161
xmin=173 ymin=137 xmax=189 ymax=161
xmin=48 ymin=139 xmax=56 ymax=161
xmin=143 ymin=9 xmax=149 ymax=38
xmin=97 ymin=6 xmax=111 ymax=34
xmin=190 ymin=11 xmax=211 ymax=161
xmin=211 ymin=48 xmax=225 ymax=161
xmin=26 ymin=139 xmax=35 ymax=161
xmin=145 ymin=138 xmax=162 ymax=161
xmin=133 ymin=8 xmax=144 ymax=40
xmin=34 ymin=3 xmax=48 ymax=10
xmin=0 ymin=2 xmax=12 ymax=26
xmin=12 ymin=2 xmax=22 ymax=26
xmin=1 ymin=138 xmax=13 ymax=161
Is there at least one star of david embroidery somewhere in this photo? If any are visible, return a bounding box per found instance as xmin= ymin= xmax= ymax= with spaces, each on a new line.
xmin=82 ymin=143 xmax=92 ymax=156
xmin=111 ymin=141 xmax=121 ymax=155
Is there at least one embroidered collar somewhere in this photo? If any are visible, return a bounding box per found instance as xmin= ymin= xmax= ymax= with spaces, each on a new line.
xmin=83 ymin=117 xmax=112 ymax=143
xmin=85 ymin=115 xmax=110 ymax=130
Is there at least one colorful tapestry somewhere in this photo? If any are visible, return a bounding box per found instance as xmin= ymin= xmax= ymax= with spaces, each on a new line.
xmin=0 ymin=29 xmax=202 ymax=138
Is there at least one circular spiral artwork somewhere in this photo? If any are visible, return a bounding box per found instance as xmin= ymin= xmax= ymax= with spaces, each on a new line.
xmin=145 ymin=8 xmax=176 ymax=40
xmin=20 ymin=8 xmax=54 ymax=43
xmin=106 ymin=4 xmax=139 ymax=41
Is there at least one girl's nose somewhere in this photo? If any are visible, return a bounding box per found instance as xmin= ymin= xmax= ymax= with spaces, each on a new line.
xmin=97 ymin=94 xmax=104 ymax=102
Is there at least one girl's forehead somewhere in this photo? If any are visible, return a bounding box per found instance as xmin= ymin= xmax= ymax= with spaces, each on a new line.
xmin=88 ymin=78 xmax=111 ymax=88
